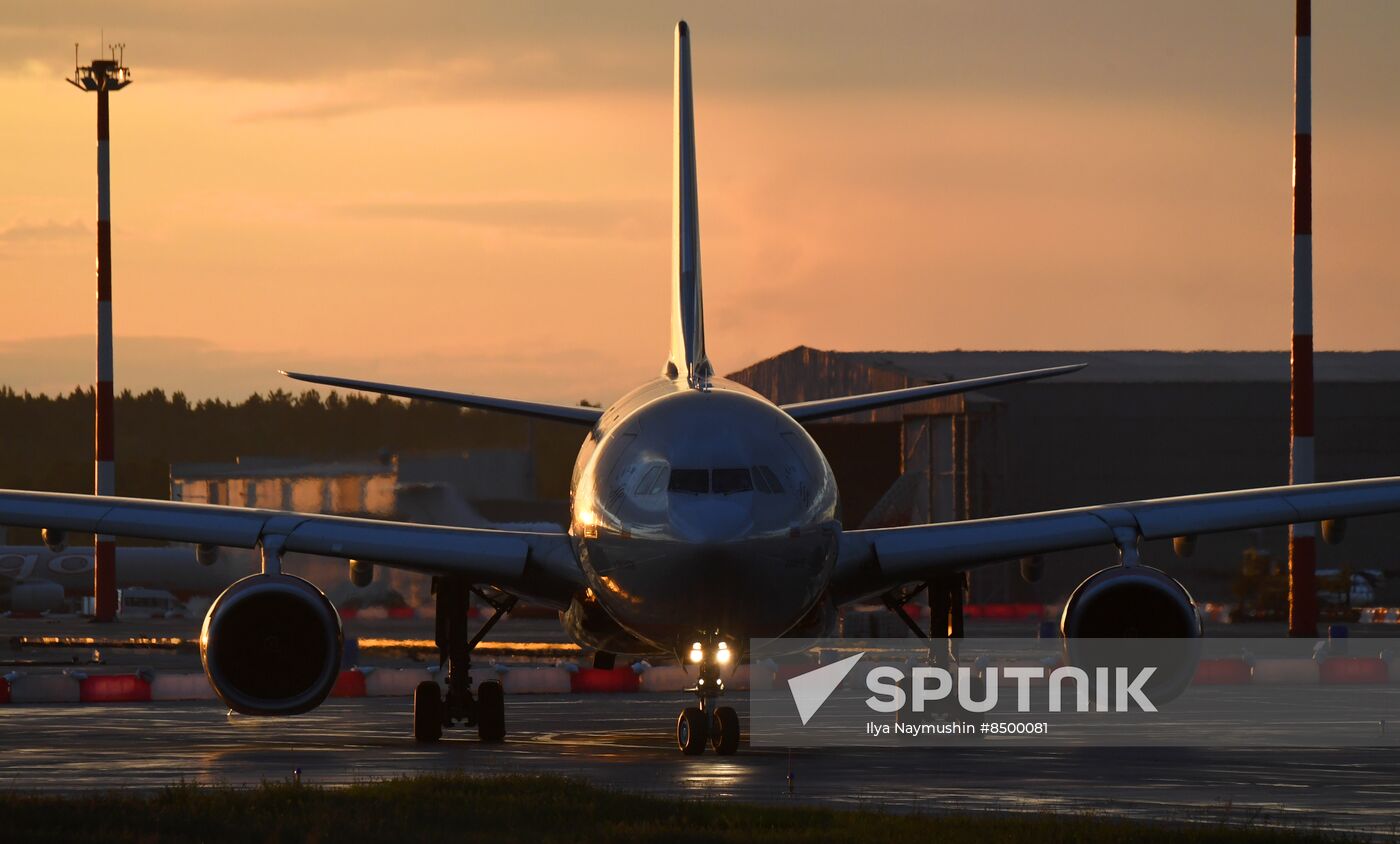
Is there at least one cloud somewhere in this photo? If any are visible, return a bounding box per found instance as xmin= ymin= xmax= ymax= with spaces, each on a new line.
xmin=0 ymin=334 xmax=652 ymax=405
xmin=4 ymin=0 xmax=1397 ymax=120
xmin=344 ymin=197 xmax=660 ymax=240
xmin=0 ymin=220 xmax=89 ymax=242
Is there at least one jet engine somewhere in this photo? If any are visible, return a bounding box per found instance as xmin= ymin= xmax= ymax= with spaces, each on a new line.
xmin=200 ymin=573 xmax=342 ymax=716
xmin=1060 ymin=565 xmax=1203 ymax=703
xmin=1060 ymin=565 xmax=1202 ymax=639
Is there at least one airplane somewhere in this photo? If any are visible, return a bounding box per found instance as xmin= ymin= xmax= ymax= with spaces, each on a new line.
xmin=3 ymin=21 xmax=1400 ymax=755
xmin=0 ymin=544 xmax=253 ymax=612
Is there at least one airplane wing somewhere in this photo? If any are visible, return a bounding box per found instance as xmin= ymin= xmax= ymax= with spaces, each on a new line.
xmin=779 ymin=364 xmax=1085 ymax=422
xmin=830 ymin=476 xmax=1400 ymax=604
xmin=280 ymin=371 xmax=603 ymax=426
xmin=0 ymin=489 xmax=585 ymax=607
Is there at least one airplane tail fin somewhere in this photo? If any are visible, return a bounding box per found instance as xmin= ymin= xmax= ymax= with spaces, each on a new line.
xmin=668 ymin=21 xmax=711 ymax=387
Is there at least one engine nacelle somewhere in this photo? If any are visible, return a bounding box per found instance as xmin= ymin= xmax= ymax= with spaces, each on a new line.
xmin=200 ymin=573 xmax=342 ymax=716
xmin=1060 ymin=564 xmax=1202 ymax=639
xmin=1019 ymin=555 xmax=1045 ymax=584
xmin=348 ymin=559 xmax=374 ymax=588
xmin=1322 ymin=518 xmax=1346 ymax=545
xmin=1060 ymin=565 xmax=1203 ymax=704
xmin=41 ymin=528 xmax=67 ymax=552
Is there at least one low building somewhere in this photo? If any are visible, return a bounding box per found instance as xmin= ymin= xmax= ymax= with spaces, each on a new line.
xmin=170 ymin=449 xmax=560 ymax=608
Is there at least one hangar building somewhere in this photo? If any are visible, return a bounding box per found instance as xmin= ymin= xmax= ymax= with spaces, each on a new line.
xmin=728 ymin=347 xmax=1400 ymax=604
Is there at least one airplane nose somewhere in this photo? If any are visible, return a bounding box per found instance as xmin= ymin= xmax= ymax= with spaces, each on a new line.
xmin=668 ymin=496 xmax=753 ymax=543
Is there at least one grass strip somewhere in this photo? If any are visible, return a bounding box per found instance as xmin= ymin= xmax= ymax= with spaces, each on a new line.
xmin=2 ymin=772 xmax=1347 ymax=843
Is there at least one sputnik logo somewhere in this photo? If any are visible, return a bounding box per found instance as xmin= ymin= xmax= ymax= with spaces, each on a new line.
xmin=787 ymin=652 xmax=865 ymax=725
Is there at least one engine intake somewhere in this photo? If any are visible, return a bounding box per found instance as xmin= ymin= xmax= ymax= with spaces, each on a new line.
xmin=1060 ymin=565 xmax=1203 ymax=704
xmin=1061 ymin=565 xmax=1202 ymax=639
xmin=201 ymin=573 xmax=342 ymax=716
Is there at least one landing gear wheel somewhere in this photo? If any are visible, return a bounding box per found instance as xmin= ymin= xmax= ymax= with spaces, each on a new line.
xmin=413 ymin=681 xmax=443 ymax=743
xmin=477 ymin=679 xmax=506 ymax=742
xmin=710 ymin=705 xmax=740 ymax=755
xmin=677 ymin=706 xmax=709 ymax=755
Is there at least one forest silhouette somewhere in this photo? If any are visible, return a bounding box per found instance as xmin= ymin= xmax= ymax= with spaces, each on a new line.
xmin=0 ymin=386 xmax=584 ymax=544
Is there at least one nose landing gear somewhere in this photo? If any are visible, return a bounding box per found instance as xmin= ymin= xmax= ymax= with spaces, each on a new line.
xmin=414 ymin=577 xmax=516 ymax=744
xmin=675 ymin=637 xmax=740 ymax=755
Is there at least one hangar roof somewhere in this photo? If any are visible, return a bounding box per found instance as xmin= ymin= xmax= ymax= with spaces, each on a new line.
xmin=827 ymin=349 xmax=1400 ymax=384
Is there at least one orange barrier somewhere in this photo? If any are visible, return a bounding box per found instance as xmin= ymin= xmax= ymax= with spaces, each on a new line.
xmin=8 ymin=673 xmax=81 ymax=703
xmin=970 ymin=603 xmax=1045 ymax=620
xmin=900 ymin=603 xmax=1046 ymax=621
xmin=1192 ymin=658 xmax=1251 ymax=685
xmin=1319 ymin=657 xmax=1389 ymax=685
xmin=79 ymin=674 xmax=151 ymax=703
xmin=570 ymin=666 xmax=640 ymax=694
xmin=331 ymin=669 xmax=367 ymax=697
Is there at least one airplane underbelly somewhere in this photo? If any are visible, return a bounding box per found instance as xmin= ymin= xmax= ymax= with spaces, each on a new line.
xmin=580 ymin=527 xmax=838 ymax=650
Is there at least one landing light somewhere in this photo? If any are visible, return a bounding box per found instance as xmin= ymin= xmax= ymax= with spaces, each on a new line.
xmin=716 ymin=642 xmax=731 ymax=664
xmin=689 ymin=642 xmax=704 ymax=663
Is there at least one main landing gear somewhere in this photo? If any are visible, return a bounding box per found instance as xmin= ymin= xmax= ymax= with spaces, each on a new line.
xmin=676 ymin=637 xmax=740 ymax=756
xmin=884 ymin=573 xmax=982 ymax=730
xmin=414 ymin=576 xmax=516 ymax=744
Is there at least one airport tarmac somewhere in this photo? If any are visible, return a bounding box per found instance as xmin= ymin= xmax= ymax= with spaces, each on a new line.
xmin=6 ymin=613 xmax=1400 ymax=836
xmin=3 ymin=694 xmax=1400 ymax=839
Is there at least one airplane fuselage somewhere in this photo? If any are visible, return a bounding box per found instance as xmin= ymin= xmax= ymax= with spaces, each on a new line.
xmin=569 ymin=377 xmax=841 ymax=655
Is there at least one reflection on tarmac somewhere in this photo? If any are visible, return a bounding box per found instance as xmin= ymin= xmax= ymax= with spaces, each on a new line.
xmin=3 ymin=695 xmax=1399 ymax=838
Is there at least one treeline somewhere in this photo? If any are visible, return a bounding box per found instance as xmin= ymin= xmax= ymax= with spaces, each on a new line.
xmin=0 ymin=387 xmax=584 ymax=540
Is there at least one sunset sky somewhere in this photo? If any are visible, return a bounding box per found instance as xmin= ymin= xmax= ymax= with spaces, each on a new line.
xmin=1 ymin=1 xmax=1398 ymax=403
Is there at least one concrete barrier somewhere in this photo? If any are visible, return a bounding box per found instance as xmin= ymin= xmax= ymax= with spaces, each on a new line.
xmin=150 ymin=672 xmax=217 ymax=701
xmin=1251 ymin=658 xmax=1319 ymax=685
xmin=727 ymin=663 xmax=752 ymax=691
xmin=363 ymin=667 xmax=435 ymax=697
xmin=0 ymin=659 xmax=869 ymax=703
xmin=747 ymin=662 xmax=776 ymax=692
xmin=639 ymin=665 xmax=691 ymax=693
xmin=10 ymin=673 xmax=81 ymax=703
xmin=773 ymin=664 xmax=816 ymax=688
xmin=501 ymin=667 xmax=571 ymax=694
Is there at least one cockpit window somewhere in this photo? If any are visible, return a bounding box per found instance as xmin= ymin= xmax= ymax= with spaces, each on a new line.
xmin=635 ymin=465 xmax=662 ymax=495
xmin=755 ymin=465 xmax=784 ymax=493
xmin=668 ymin=469 xmax=710 ymax=495
xmin=712 ymin=468 xmax=754 ymax=495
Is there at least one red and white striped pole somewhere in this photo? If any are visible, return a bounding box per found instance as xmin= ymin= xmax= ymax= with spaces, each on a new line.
xmin=94 ymin=80 xmax=117 ymax=622
xmin=1288 ymin=0 xmax=1317 ymax=638
xmin=69 ymin=49 xmax=130 ymax=622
